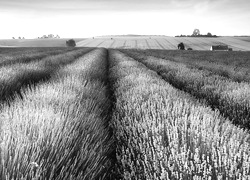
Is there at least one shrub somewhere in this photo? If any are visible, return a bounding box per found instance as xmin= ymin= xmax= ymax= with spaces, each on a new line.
xmin=66 ymin=39 xmax=76 ymax=47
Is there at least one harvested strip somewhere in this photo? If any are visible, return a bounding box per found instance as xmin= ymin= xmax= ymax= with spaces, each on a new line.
xmin=123 ymin=50 xmax=250 ymax=130
xmin=109 ymin=40 xmax=116 ymax=48
xmin=0 ymin=49 xmax=113 ymax=179
xmin=123 ymin=41 xmax=127 ymax=48
xmin=0 ymin=48 xmax=92 ymax=102
xmin=135 ymin=40 xmax=138 ymax=49
xmin=155 ymin=39 xmax=165 ymax=49
xmin=109 ymin=50 xmax=250 ymax=179
xmin=96 ymin=41 xmax=105 ymax=47
xmin=164 ymin=38 xmax=177 ymax=49
xmin=145 ymin=39 xmax=151 ymax=49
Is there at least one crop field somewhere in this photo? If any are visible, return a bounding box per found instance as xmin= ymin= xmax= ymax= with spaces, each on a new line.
xmin=0 ymin=47 xmax=250 ymax=179
xmin=77 ymin=36 xmax=250 ymax=51
xmin=0 ymin=38 xmax=86 ymax=47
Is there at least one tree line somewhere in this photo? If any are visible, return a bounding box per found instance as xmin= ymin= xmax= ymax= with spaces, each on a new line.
xmin=175 ymin=29 xmax=217 ymax=37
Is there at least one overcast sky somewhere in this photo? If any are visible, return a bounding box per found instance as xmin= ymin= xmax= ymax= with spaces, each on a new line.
xmin=0 ymin=0 xmax=250 ymax=39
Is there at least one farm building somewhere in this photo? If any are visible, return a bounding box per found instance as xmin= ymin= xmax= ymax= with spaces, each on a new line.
xmin=210 ymin=45 xmax=229 ymax=51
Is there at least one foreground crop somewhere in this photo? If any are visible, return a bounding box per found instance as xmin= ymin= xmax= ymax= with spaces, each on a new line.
xmin=0 ymin=49 xmax=114 ymax=179
xmin=131 ymin=49 xmax=250 ymax=83
xmin=0 ymin=47 xmax=250 ymax=179
xmin=123 ymin=50 xmax=250 ymax=130
xmin=109 ymin=50 xmax=250 ymax=179
xmin=0 ymin=48 xmax=92 ymax=102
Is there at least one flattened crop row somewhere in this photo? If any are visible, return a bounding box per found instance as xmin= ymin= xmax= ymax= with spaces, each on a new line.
xmin=123 ymin=51 xmax=250 ymax=130
xmin=0 ymin=48 xmax=93 ymax=102
xmin=109 ymin=50 xmax=250 ymax=179
xmin=0 ymin=49 xmax=113 ymax=179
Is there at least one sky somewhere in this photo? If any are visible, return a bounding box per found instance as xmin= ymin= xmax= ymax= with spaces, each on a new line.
xmin=0 ymin=0 xmax=250 ymax=39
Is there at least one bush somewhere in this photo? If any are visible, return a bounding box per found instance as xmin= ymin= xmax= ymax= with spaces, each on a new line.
xmin=66 ymin=39 xmax=76 ymax=47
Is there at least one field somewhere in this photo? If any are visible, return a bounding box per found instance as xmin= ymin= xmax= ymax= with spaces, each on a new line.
xmin=0 ymin=38 xmax=85 ymax=47
xmin=0 ymin=47 xmax=250 ymax=179
xmin=1 ymin=36 xmax=250 ymax=51
xmin=76 ymin=36 xmax=250 ymax=51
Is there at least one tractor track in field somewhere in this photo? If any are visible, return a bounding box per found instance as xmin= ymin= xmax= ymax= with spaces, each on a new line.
xmin=154 ymin=39 xmax=166 ymax=49
xmin=78 ymin=40 xmax=93 ymax=47
xmin=193 ymin=38 xmax=212 ymax=49
xmin=109 ymin=40 xmax=116 ymax=48
xmin=96 ymin=41 xmax=105 ymax=47
xmin=135 ymin=40 xmax=138 ymax=49
xmin=123 ymin=41 xmax=127 ymax=49
xmin=183 ymin=38 xmax=207 ymax=50
xmin=220 ymin=38 xmax=248 ymax=51
xmin=191 ymin=38 xmax=209 ymax=50
xmin=163 ymin=38 xmax=176 ymax=49
xmin=145 ymin=39 xmax=151 ymax=49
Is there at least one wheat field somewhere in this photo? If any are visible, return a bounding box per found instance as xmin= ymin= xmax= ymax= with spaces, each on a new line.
xmin=77 ymin=36 xmax=250 ymax=51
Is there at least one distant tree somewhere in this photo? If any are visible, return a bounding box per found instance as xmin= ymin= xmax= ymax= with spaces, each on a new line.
xmin=12 ymin=37 xmax=15 ymax=39
xmin=66 ymin=39 xmax=76 ymax=47
xmin=192 ymin=29 xmax=200 ymax=36
xmin=177 ymin=42 xmax=185 ymax=50
xmin=207 ymin=32 xmax=212 ymax=37
xmin=18 ymin=37 xmax=21 ymax=39
xmin=23 ymin=37 xmax=25 ymax=39
xmin=48 ymin=34 xmax=54 ymax=38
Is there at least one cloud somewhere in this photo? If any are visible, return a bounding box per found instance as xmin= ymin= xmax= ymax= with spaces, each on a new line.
xmin=0 ymin=0 xmax=210 ymax=13
xmin=1 ymin=0 xmax=249 ymax=19
xmin=0 ymin=0 xmax=250 ymax=38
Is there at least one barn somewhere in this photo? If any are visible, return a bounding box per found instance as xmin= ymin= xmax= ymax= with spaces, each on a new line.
xmin=210 ymin=45 xmax=229 ymax=51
